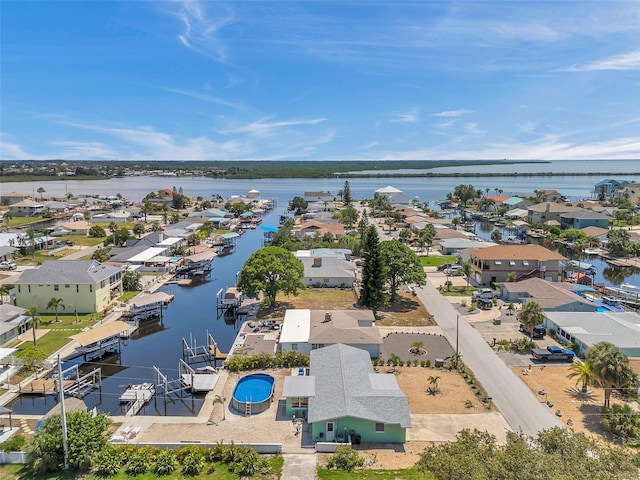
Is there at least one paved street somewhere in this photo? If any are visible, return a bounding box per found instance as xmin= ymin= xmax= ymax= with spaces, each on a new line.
xmin=414 ymin=280 xmax=563 ymax=438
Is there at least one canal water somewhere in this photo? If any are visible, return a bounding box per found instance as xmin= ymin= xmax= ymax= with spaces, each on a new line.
xmin=4 ymin=171 xmax=640 ymax=415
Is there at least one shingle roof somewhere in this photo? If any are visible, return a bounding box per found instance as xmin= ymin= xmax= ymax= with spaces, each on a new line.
xmin=528 ymin=202 xmax=583 ymax=213
xmin=308 ymin=344 xmax=411 ymax=427
xmin=309 ymin=310 xmax=382 ymax=345
xmin=502 ymin=278 xmax=594 ymax=309
xmin=471 ymin=245 xmax=566 ymax=261
xmin=15 ymin=260 xmax=120 ymax=285
xmin=300 ymin=257 xmax=356 ymax=280
xmin=560 ymin=210 xmax=610 ymax=220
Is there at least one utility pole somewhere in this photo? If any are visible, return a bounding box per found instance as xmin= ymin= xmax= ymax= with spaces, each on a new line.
xmin=57 ymin=355 xmax=69 ymax=470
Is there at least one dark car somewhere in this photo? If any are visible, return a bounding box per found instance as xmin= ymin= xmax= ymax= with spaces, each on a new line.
xmin=477 ymin=298 xmax=493 ymax=310
xmin=437 ymin=263 xmax=452 ymax=271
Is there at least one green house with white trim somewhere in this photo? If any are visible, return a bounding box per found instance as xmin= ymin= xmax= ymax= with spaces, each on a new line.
xmin=283 ymin=343 xmax=411 ymax=444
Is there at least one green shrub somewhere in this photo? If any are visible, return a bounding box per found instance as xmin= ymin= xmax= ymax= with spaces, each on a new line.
xmin=0 ymin=434 xmax=26 ymax=452
xmin=154 ymin=449 xmax=177 ymax=475
xmin=425 ymin=359 xmax=431 ymax=367
xmin=182 ymin=451 xmax=205 ymax=476
xmin=94 ymin=445 xmax=124 ymax=476
xmin=224 ymin=351 xmax=309 ymax=372
xmin=229 ymin=448 xmax=269 ymax=476
xmin=327 ymin=445 xmax=364 ymax=471
xmin=126 ymin=449 xmax=152 ymax=475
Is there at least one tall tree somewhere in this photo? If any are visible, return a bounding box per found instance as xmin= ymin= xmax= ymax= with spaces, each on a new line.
xmin=567 ymin=360 xmax=595 ymax=393
xmin=586 ymin=341 xmax=636 ymax=408
xmin=359 ymin=226 xmax=385 ymax=313
xmin=338 ymin=204 xmax=359 ymax=229
xmin=46 ymin=297 xmax=65 ymax=323
xmin=379 ymin=240 xmax=426 ymax=302
xmin=517 ymin=301 xmax=545 ymax=337
xmin=343 ymin=180 xmax=352 ymax=205
xmin=453 ymin=184 xmax=480 ymax=207
xmin=461 ymin=260 xmax=473 ymax=289
xmin=237 ymin=246 xmax=305 ymax=308
xmin=37 ymin=187 xmax=46 ymax=200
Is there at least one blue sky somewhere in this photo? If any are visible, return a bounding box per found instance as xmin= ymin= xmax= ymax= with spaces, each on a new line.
xmin=1 ymin=1 xmax=639 ymax=162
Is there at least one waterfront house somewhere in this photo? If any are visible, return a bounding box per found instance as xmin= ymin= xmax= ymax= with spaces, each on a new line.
xmin=89 ymin=210 xmax=131 ymax=223
xmin=8 ymin=200 xmax=44 ymax=218
xmin=560 ymin=210 xmax=610 ymax=230
xmin=500 ymin=278 xmax=597 ymax=312
xmin=282 ymin=343 xmax=410 ymax=444
xmin=469 ymin=245 xmax=566 ymax=285
xmin=544 ymin=311 xmax=640 ymax=358
xmin=580 ymin=226 xmax=609 ymax=246
xmin=527 ymin=202 xmax=584 ymax=226
xmin=60 ymin=220 xmax=91 ymax=236
xmin=0 ymin=191 xmax=31 ymax=205
xmin=295 ymin=248 xmax=352 ymax=261
xmin=594 ymin=179 xmax=629 ymax=200
xmin=297 ymin=256 xmax=357 ymax=288
xmin=374 ymin=186 xmax=412 ymax=205
xmin=13 ymin=260 xmax=122 ymax=314
xmin=296 ymin=220 xmax=345 ymax=241
xmin=279 ymin=309 xmax=382 ymax=358
xmin=438 ymin=238 xmax=496 ymax=256
xmin=304 ymin=191 xmax=334 ymax=203
xmin=0 ymin=304 xmax=31 ymax=345
xmin=502 ymin=197 xmax=531 ymax=211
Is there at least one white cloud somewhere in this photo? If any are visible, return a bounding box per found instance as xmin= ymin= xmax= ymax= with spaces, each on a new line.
xmin=0 ymin=138 xmax=39 ymax=160
xmin=563 ymin=49 xmax=640 ymax=72
xmin=161 ymin=87 xmax=243 ymax=110
xmin=391 ymin=108 xmax=420 ymax=123
xmin=216 ymin=117 xmax=327 ymax=137
xmin=172 ymin=0 xmax=235 ymax=62
xmin=432 ymin=109 xmax=474 ymax=118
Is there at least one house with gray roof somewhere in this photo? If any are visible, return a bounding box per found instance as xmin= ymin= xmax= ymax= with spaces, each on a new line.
xmin=14 ymin=260 xmax=122 ymax=314
xmin=500 ymin=278 xmax=597 ymax=312
xmin=282 ymin=343 xmax=410 ymax=444
xmin=279 ymin=309 xmax=382 ymax=358
xmin=544 ymin=311 xmax=640 ymax=357
xmin=0 ymin=304 xmax=30 ymax=345
xmin=560 ymin=210 xmax=610 ymax=230
xmin=297 ymin=255 xmax=357 ymax=288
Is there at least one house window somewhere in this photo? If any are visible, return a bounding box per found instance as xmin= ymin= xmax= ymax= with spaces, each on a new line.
xmin=89 ymin=285 xmax=93 ymax=293
xmin=54 ymin=285 xmax=59 ymax=291
xmin=76 ymin=285 xmax=79 ymax=293
xmin=291 ymin=397 xmax=308 ymax=408
xmin=65 ymin=284 xmax=70 ymax=288
xmin=375 ymin=423 xmax=385 ymax=433
xmin=494 ymin=261 xmax=502 ymax=265
xmin=291 ymin=343 xmax=298 ymax=351
xmin=28 ymin=285 xmax=31 ymax=293
xmin=509 ymin=260 xmax=516 ymax=266
xmin=17 ymin=286 xmax=21 ymax=293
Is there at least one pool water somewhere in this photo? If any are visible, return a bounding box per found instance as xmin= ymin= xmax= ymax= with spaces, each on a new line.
xmin=233 ymin=373 xmax=275 ymax=403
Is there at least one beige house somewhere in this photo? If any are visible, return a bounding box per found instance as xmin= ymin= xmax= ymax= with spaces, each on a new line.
xmin=8 ymin=200 xmax=44 ymax=217
xmin=527 ymin=202 xmax=583 ymax=226
xmin=617 ymin=183 xmax=640 ymax=206
xmin=14 ymin=260 xmax=122 ymax=314
xmin=0 ymin=191 xmax=31 ymax=206
xmin=469 ymin=245 xmax=566 ymax=286
xmin=61 ymin=220 xmax=92 ymax=235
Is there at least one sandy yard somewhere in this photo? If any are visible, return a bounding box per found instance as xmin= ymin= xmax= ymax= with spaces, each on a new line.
xmin=513 ymin=364 xmax=637 ymax=442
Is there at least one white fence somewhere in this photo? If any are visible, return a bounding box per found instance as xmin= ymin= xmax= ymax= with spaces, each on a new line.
xmin=0 ymin=451 xmax=27 ymax=464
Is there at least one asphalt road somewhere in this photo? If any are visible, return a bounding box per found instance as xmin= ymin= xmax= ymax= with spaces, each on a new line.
xmin=415 ymin=280 xmax=564 ymax=438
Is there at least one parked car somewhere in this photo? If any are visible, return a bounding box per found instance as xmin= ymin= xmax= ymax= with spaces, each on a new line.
xmin=444 ymin=265 xmax=464 ymax=276
xmin=519 ymin=323 xmax=546 ymax=339
xmin=436 ymin=263 xmax=452 ymax=271
xmin=477 ymin=298 xmax=493 ymax=310
xmin=0 ymin=261 xmax=17 ymax=271
xmin=472 ymin=288 xmax=499 ymax=300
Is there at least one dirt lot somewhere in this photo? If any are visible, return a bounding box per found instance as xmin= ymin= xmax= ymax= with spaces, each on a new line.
xmin=513 ymin=364 xmax=636 ymax=442
xmin=262 ymin=289 xmax=434 ymax=327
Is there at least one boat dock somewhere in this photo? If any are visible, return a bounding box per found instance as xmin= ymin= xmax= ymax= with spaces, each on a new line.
xmin=120 ymin=383 xmax=156 ymax=416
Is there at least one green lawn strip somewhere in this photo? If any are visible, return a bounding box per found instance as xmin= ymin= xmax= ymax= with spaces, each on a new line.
xmin=53 ymin=236 xmax=105 ymax=247
xmin=439 ymin=287 xmax=476 ymax=297
xmin=3 ymin=217 xmax=46 ymax=227
xmin=0 ymin=455 xmax=283 ymax=479
xmin=420 ymin=255 xmax=456 ymax=267
xmin=318 ymin=467 xmax=427 ymax=479
xmin=118 ymin=291 xmax=139 ymax=302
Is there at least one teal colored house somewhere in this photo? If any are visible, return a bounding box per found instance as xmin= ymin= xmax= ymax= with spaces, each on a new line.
xmin=283 ymin=344 xmax=411 ymax=444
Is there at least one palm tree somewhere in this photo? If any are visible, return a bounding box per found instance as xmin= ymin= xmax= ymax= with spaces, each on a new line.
xmin=46 ymin=297 xmax=65 ymax=323
xmin=461 ymin=261 xmax=473 ymax=290
xmin=428 ymin=375 xmax=440 ymax=394
xmin=0 ymin=284 xmax=8 ymax=304
xmin=517 ymin=301 xmax=545 ymax=337
xmin=410 ymin=341 xmax=425 ymax=355
xmin=586 ymin=341 xmax=635 ymax=408
xmin=2 ymin=211 xmax=11 ymax=228
xmin=37 ymin=187 xmax=46 ymax=200
xmin=26 ymin=306 xmax=40 ymax=345
xmin=567 ymin=360 xmax=595 ymax=393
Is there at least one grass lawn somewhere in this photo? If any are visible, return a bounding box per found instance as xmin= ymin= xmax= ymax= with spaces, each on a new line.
xmin=375 ymin=292 xmax=434 ymax=327
xmin=420 ymin=255 xmax=456 ymax=267
xmin=53 ymin=236 xmax=104 ymax=247
xmin=118 ymin=291 xmax=139 ymax=302
xmin=318 ymin=467 xmax=428 ymax=479
xmin=258 ymin=288 xmax=358 ymax=319
xmin=3 ymin=217 xmax=46 ymax=227
xmin=438 ymin=285 xmax=476 ymax=297
xmin=0 ymin=456 xmax=284 ymax=479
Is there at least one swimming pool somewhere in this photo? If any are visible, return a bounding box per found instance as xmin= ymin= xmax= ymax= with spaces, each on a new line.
xmin=231 ymin=373 xmax=275 ymax=416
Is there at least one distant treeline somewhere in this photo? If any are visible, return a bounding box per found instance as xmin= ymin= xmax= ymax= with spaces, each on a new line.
xmin=2 ymin=159 xmax=638 ymax=182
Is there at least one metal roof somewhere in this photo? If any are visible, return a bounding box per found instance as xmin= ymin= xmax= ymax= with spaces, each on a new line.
xmin=69 ymin=321 xmax=131 ymax=347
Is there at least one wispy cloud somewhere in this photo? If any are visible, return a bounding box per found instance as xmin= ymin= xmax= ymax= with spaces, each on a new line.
xmin=172 ymin=0 xmax=235 ymax=62
xmin=432 ymin=109 xmax=474 ymax=118
xmin=216 ymin=117 xmax=326 ymax=137
xmin=563 ymin=49 xmax=640 ymax=72
xmin=391 ymin=108 xmax=420 ymax=123
xmin=161 ymin=87 xmax=243 ymax=110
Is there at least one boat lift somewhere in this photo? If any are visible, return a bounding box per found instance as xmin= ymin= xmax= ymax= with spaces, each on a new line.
xmin=182 ymin=331 xmax=227 ymax=367
xmin=216 ymin=285 xmax=243 ymax=319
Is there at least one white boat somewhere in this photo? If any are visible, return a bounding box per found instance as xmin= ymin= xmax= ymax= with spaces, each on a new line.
xmin=122 ymin=303 xmax=162 ymax=321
